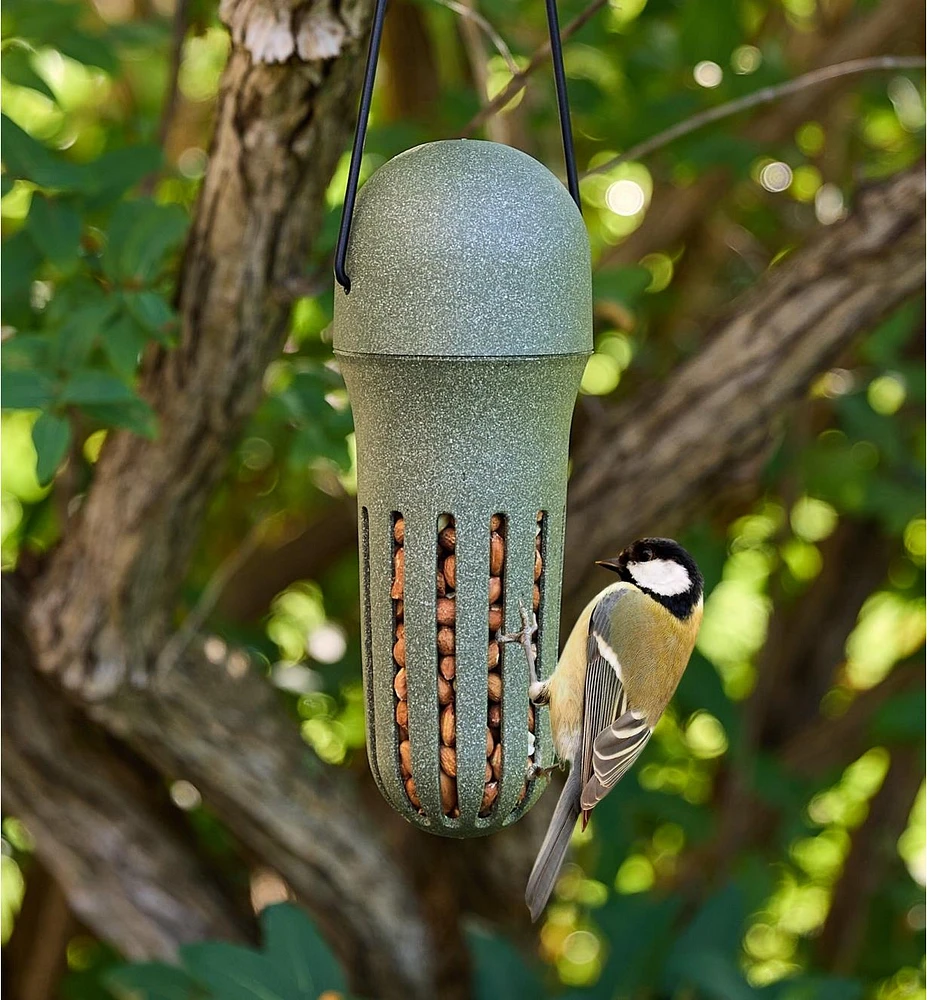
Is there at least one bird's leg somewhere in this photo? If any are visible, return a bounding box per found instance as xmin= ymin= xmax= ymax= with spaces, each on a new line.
xmin=497 ymin=599 xmax=546 ymax=701
xmin=526 ymin=761 xmax=558 ymax=782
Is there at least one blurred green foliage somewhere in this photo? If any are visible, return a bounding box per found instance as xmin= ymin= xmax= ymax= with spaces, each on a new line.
xmin=1 ymin=0 xmax=924 ymax=998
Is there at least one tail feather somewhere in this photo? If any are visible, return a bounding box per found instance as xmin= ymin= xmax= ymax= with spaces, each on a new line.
xmin=525 ymin=767 xmax=582 ymax=922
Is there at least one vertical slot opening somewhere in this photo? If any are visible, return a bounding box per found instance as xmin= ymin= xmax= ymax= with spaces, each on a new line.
xmin=392 ymin=513 xmax=420 ymax=812
xmin=482 ymin=513 xmax=506 ymax=817
xmin=518 ymin=511 xmax=546 ymax=806
xmin=360 ymin=507 xmax=380 ymax=785
xmin=437 ymin=514 xmax=458 ymax=817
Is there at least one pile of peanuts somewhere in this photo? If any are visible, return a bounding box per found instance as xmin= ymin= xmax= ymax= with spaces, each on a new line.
xmin=391 ymin=513 xmax=544 ymax=820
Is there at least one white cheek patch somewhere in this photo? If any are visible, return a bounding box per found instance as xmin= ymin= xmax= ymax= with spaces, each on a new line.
xmin=628 ymin=558 xmax=691 ymax=596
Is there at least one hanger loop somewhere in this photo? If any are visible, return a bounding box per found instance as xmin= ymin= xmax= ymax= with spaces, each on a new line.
xmin=334 ymin=0 xmax=582 ymax=293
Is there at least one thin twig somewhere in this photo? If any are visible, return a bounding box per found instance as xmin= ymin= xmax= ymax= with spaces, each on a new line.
xmin=585 ymin=55 xmax=926 ymax=176
xmin=155 ymin=515 xmax=272 ymax=679
xmin=460 ymin=0 xmax=608 ymax=135
xmin=434 ymin=0 xmax=519 ymax=76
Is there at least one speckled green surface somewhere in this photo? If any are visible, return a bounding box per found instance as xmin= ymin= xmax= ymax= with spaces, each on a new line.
xmin=334 ymin=140 xmax=592 ymax=836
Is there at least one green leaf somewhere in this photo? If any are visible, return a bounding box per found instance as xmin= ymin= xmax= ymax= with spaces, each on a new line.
xmin=2 ymin=370 xmax=54 ymax=409
xmin=261 ymin=903 xmax=346 ymax=998
xmin=180 ymin=942 xmax=296 ymax=1000
xmin=102 ymin=200 xmax=188 ymax=282
xmin=31 ymin=412 xmax=71 ymax=486
xmin=81 ymin=398 xmax=157 ymax=438
xmin=1 ymin=229 xmax=42 ymax=313
xmin=1 ymin=114 xmax=86 ymax=190
xmin=593 ymin=266 xmax=653 ymax=311
xmin=27 ymin=194 xmax=82 ymax=270
xmin=60 ymin=370 xmax=137 ymax=405
xmin=871 ymin=691 xmax=926 ymax=743
xmin=106 ymin=962 xmax=201 ymax=1000
xmin=466 ymin=926 xmax=544 ymax=1000
xmin=82 ymin=146 xmax=162 ymax=209
xmin=54 ymin=301 xmax=118 ymax=371
xmin=56 ymin=29 xmax=119 ymax=74
xmin=101 ymin=313 xmax=148 ymax=378
xmin=0 ymin=44 xmax=57 ymax=101
xmin=123 ymin=291 xmax=177 ymax=342
xmin=1 ymin=333 xmax=53 ymax=370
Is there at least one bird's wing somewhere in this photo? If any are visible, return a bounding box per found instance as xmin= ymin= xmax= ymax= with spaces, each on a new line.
xmin=578 ymin=588 xmax=653 ymax=819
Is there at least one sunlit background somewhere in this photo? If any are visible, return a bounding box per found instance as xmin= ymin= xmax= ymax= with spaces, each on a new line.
xmin=1 ymin=0 xmax=924 ymax=996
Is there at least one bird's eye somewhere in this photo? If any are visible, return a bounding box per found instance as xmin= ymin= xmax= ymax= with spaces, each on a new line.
xmin=641 ymin=548 xmax=653 ymax=561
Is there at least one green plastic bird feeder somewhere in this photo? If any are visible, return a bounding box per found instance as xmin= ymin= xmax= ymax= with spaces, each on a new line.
xmin=332 ymin=0 xmax=592 ymax=837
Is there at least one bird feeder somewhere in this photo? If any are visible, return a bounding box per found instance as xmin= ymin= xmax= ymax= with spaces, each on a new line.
xmin=332 ymin=0 xmax=592 ymax=837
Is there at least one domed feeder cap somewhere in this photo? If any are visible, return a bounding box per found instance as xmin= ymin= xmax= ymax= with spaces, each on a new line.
xmin=333 ymin=139 xmax=592 ymax=358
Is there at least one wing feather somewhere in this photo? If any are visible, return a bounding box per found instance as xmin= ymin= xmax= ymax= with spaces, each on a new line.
xmin=578 ymin=588 xmax=653 ymax=819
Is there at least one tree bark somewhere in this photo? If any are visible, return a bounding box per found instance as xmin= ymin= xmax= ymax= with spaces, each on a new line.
xmin=1 ymin=580 xmax=252 ymax=960
xmin=563 ymin=164 xmax=925 ymax=615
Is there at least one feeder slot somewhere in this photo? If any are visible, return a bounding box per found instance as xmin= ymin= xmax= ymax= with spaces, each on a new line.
xmin=480 ymin=514 xmax=506 ymax=817
xmin=403 ymin=510 xmax=444 ymax=820
xmin=488 ymin=513 xmax=529 ymax=819
xmin=360 ymin=506 xmax=386 ymax=796
xmin=451 ymin=510 xmax=491 ymax=823
xmin=436 ymin=515 xmax=458 ymax=817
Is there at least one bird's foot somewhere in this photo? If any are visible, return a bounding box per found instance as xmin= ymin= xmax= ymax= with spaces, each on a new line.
xmin=496 ymin=600 xmax=540 ymax=686
xmin=526 ymin=762 xmax=557 ymax=783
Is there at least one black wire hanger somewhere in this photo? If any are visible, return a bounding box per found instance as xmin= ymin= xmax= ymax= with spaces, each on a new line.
xmin=334 ymin=0 xmax=582 ymax=294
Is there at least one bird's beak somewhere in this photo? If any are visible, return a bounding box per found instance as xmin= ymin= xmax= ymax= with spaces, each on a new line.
xmin=595 ymin=557 xmax=624 ymax=574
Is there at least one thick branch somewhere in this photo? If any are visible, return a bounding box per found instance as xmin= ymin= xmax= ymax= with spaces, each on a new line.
xmin=563 ymin=164 xmax=925 ymax=610
xmin=83 ymin=641 xmax=435 ymax=999
xmin=1 ymin=580 xmax=251 ymax=959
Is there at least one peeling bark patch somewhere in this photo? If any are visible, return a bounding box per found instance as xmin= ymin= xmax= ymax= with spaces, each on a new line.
xmin=221 ymin=0 xmax=350 ymax=64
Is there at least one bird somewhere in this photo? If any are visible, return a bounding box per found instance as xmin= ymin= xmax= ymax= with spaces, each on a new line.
xmin=514 ymin=537 xmax=704 ymax=922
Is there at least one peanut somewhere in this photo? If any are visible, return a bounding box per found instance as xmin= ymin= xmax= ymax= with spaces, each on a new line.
xmin=393 ymin=668 xmax=407 ymax=700
xmin=399 ymin=739 xmax=412 ymax=775
xmin=440 ymin=771 xmax=457 ymax=814
xmin=490 ymin=532 xmax=504 ymax=575
xmin=437 ymin=597 xmax=455 ymax=626
xmin=485 ymin=728 xmax=494 ymax=757
xmin=439 ymin=526 xmax=456 ymax=551
xmin=396 ymin=700 xmax=408 ymax=728
xmin=437 ymin=627 xmax=455 ymax=655
xmin=490 ymin=514 xmax=503 ymax=532
xmin=490 ymin=743 xmax=502 ymax=780
xmin=479 ymin=781 xmax=498 ymax=814
xmin=440 ymin=746 xmax=457 ymax=777
xmin=393 ymin=635 xmax=406 ymax=667
xmin=439 ymin=655 xmax=456 ymax=681
xmin=487 ymin=641 xmax=500 ymax=669
xmin=488 ymin=576 xmax=502 ymax=603
xmin=488 ymin=703 xmax=501 ymax=728
xmin=390 ymin=548 xmax=404 ymax=599
xmin=393 ymin=518 xmax=405 ymax=544
xmin=405 ymin=776 xmax=421 ymax=808
xmin=438 ymin=675 xmax=454 ymax=706
xmin=443 ymin=553 xmax=456 ymax=589
xmin=487 ymin=672 xmax=502 ymax=702
xmin=535 ymin=549 xmax=543 ymax=581
xmin=488 ymin=605 xmax=503 ymax=631
xmin=441 ymin=704 xmax=456 ymax=746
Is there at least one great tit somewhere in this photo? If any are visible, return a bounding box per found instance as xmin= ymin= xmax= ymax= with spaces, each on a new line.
xmin=521 ymin=537 xmax=703 ymax=922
